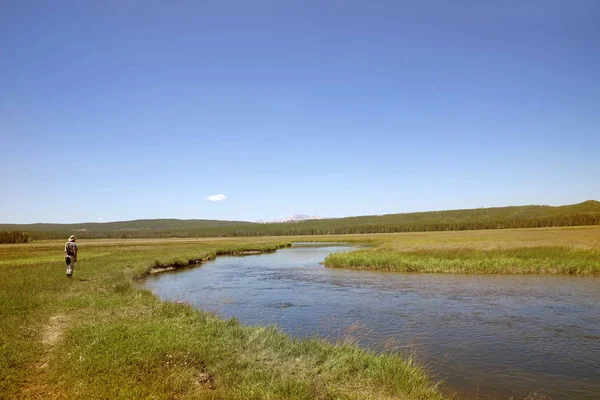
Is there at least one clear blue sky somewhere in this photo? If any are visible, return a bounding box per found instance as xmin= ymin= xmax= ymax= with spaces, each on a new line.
xmin=1 ymin=1 xmax=599 ymax=224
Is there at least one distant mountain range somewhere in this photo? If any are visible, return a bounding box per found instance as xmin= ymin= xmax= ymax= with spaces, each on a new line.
xmin=258 ymin=214 xmax=326 ymax=223
xmin=1 ymin=200 xmax=599 ymax=240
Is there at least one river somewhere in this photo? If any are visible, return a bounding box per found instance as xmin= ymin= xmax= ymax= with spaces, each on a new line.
xmin=142 ymin=243 xmax=600 ymax=399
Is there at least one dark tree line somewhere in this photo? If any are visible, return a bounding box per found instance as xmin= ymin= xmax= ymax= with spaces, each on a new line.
xmin=18 ymin=212 xmax=600 ymax=240
xmin=0 ymin=231 xmax=29 ymax=244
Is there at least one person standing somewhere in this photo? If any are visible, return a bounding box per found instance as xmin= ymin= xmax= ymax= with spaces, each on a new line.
xmin=65 ymin=235 xmax=78 ymax=278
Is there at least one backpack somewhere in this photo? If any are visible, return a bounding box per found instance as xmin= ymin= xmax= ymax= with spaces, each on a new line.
xmin=66 ymin=242 xmax=76 ymax=256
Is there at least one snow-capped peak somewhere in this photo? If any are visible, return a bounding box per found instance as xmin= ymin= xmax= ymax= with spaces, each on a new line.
xmin=257 ymin=214 xmax=325 ymax=223
xmin=278 ymin=214 xmax=324 ymax=223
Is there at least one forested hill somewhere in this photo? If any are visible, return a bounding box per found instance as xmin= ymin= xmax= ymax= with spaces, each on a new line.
xmin=0 ymin=219 xmax=255 ymax=240
xmin=2 ymin=201 xmax=599 ymax=240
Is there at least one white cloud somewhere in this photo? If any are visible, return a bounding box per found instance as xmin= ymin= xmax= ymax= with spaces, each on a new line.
xmin=97 ymin=217 xmax=104 ymax=221
xmin=206 ymin=194 xmax=227 ymax=202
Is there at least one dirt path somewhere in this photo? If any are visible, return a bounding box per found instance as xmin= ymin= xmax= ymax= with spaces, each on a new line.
xmin=19 ymin=314 xmax=70 ymax=399
xmin=42 ymin=314 xmax=69 ymax=348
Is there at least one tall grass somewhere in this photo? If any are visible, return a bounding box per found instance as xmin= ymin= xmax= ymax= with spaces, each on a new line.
xmin=0 ymin=237 xmax=443 ymax=399
xmin=325 ymin=247 xmax=600 ymax=274
xmin=324 ymin=226 xmax=600 ymax=274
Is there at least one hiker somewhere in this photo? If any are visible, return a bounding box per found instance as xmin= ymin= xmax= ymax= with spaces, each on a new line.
xmin=65 ymin=235 xmax=78 ymax=278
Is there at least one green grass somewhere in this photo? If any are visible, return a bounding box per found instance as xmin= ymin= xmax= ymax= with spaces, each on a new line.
xmin=4 ymin=227 xmax=598 ymax=398
xmin=325 ymin=247 xmax=600 ymax=274
xmin=0 ymin=237 xmax=443 ymax=399
xmin=324 ymin=226 xmax=600 ymax=274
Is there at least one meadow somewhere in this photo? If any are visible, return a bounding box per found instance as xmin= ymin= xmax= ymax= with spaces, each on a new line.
xmin=2 ymin=226 xmax=599 ymax=399
xmin=324 ymin=226 xmax=600 ymax=274
xmin=0 ymin=237 xmax=443 ymax=399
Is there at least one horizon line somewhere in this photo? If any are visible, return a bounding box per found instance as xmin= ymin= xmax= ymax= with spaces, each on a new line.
xmin=1 ymin=199 xmax=597 ymax=226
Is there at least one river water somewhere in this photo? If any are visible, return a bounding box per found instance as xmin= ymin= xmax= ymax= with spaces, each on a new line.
xmin=142 ymin=244 xmax=600 ymax=399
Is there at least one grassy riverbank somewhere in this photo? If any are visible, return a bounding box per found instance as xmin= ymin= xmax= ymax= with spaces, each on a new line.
xmin=0 ymin=238 xmax=443 ymax=399
xmin=4 ymin=227 xmax=597 ymax=398
xmin=324 ymin=226 xmax=600 ymax=274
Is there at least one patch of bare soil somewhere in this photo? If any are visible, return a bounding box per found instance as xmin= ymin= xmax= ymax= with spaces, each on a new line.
xmin=42 ymin=314 xmax=69 ymax=348
xmin=149 ymin=266 xmax=176 ymax=274
xmin=196 ymin=372 xmax=215 ymax=390
xmin=233 ymin=250 xmax=262 ymax=255
xmin=20 ymin=315 xmax=71 ymax=399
